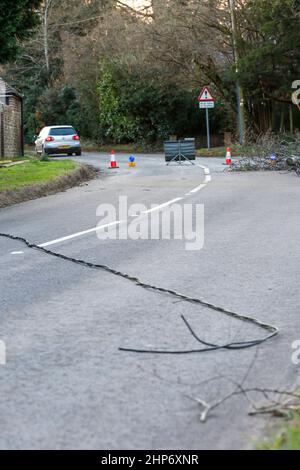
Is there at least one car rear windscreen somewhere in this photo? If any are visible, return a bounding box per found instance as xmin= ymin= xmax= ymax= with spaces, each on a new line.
xmin=49 ymin=128 xmax=76 ymax=136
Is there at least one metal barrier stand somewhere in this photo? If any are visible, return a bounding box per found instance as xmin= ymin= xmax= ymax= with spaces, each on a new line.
xmin=166 ymin=141 xmax=195 ymax=166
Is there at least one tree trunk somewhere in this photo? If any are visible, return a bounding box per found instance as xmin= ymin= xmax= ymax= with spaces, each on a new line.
xmin=280 ymin=107 xmax=285 ymax=133
xmin=289 ymin=105 xmax=294 ymax=133
xmin=43 ymin=0 xmax=52 ymax=84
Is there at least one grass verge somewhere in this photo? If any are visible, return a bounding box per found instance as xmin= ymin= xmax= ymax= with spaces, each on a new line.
xmin=85 ymin=142 xmax=254 ymax=157
xmin=259 ymin=409 xmax=300 ymax=450
xmin=82 ymin=142 xmax=145 ymax=153
xmin=0 ymin=158 xmax=97 ymax=208
xmin=0 ymin=159 xmax=78 ymax=192
xmin=25 ymin=142 xmax=254 ymax=157
xmin=196 ymin=144 xmax=254 ymax=158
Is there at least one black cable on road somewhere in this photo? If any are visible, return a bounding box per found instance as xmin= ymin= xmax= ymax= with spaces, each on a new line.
xmin=0 ymin=232 xmax=279 ymax=355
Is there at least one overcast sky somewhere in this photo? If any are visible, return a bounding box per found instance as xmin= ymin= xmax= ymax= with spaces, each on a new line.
xmin=124 ymin=0 xmax=150 ymax=8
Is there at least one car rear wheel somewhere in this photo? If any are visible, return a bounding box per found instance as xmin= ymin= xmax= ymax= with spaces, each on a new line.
xmin=75 ymin=150 xmax=82 ymax=156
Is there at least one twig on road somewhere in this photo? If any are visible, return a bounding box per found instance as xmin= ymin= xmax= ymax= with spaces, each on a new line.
xmin=188 ymin=381 xmax=300 ymax=423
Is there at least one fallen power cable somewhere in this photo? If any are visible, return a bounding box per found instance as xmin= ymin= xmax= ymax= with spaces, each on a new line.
xmin=0 ymin=232 xmax=279 ymax=354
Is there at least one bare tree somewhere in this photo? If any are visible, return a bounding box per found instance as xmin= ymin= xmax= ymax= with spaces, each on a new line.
xmin=43 ymin=0 xmax=52 ymax=80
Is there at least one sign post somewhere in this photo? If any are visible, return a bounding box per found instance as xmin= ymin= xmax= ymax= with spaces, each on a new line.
xmin=205 ymin=108 xmax=211 ymax=150
xmin=198 ymin=86 xmax=215 ymax=150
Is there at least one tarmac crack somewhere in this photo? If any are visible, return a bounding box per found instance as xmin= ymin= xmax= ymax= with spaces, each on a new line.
xmin=0 ymin=232 xmax=279 ymax=355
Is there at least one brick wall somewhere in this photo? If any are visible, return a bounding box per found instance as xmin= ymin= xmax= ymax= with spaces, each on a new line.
xmin=0 ymin=96 xmax=22 ymax=158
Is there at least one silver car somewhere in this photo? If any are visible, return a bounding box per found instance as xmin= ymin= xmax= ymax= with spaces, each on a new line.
xmin=35 ymin=125 xmax=82 ymax=156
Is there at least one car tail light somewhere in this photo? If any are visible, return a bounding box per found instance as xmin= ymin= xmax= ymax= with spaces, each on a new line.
xmin=73 ymin=135 xmax=80 ymax=141
xmin=45 ymin=136 xmax=54 ymax=142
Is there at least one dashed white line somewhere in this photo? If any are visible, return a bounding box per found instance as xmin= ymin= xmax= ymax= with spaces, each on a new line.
xmin=185 ymin=184 xmax=206 ymax=196
xmin=141 ymin=197 xmax=183 ymax=214
xmin=198 ymin=164 xmax=210 ymax=175
xmin=10 ymin=163 xmax=212 ymax=252
xmin=38 ymin=221 xmax=124 ymax=248
xmin=185 ymin=164 xmax=211 ymax=196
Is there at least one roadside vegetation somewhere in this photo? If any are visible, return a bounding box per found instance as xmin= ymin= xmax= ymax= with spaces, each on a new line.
xmin=260 ymin=409 xmax=300 ymax=450
xmin=2 ymin=1 xmax=300 ymax=148
xmin=231 ymin=133 xmax=300 ymax=173
xmin=0 ymin=159 xmax=78 ymax=192
xmin=26 ymin=142 xmax=251 ymax=157
xmin=0 ymin=157 xmax=96 ymax=208
xmin=196 ymin=144 xmax=254 ymax=158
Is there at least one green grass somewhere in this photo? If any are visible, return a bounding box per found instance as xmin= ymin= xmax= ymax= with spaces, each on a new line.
xmin=0 ymin=159 xmax=78 ymax=192
xmin=259 ymin=409 xmax=300 ymax=450
xmin=81 ymin=141 xmax=162 ymax=153
xmin=85 ymin=142 xmax=255 ymax=157
xmin=83 ymin=142 xmax=142 ymax=153
xmin=91 ymin=142 xmax=253 ymax=156
xmin=0 ymin=155 xmax=30 ymax=163
xmin=196 ymin=144 xmax=254 ymax=157
xmin=25 ymin=142 xmax=255 ymax=157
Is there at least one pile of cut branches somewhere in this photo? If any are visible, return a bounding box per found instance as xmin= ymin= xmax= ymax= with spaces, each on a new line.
xmin=231 ymin=134 xmax=300 ymax=174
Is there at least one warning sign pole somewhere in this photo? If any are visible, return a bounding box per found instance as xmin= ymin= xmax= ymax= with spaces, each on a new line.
xmin=198 ymin=86 xmax=215 ymax=150
xmin=205 ymin=108 xmax=211 ymax=150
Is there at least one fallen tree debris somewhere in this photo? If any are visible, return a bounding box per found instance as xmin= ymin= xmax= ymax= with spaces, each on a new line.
xmin=231 ymin=134 xmax=300 ymax=174
xmin=0 ymin=233 xmax=279 ymax=356
xmin=191 ymin=383 xmax=300 ymax=423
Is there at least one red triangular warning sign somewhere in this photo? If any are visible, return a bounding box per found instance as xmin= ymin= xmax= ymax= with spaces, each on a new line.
xmin=198 ymin=86 xmax=215 ymax=102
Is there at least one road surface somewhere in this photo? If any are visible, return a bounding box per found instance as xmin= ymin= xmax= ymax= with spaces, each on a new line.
xmin=0 ymin=152 xmax=300 ymax=449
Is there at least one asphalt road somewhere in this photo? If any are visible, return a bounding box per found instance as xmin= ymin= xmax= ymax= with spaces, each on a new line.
xmin=0 ymin=152 xmax=300 ymax=450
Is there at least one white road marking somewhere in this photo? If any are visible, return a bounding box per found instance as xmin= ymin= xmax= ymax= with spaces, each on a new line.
xmin=186 ymin=184 xmax=206 ymax=195
xmin=198 ymin=164 xmax=210 ymax=175
xmin=185 ymin=165 xmax=211 ymax=196
xmin=38 ymin=221 xmax=124 ymax=248
xmin=141 ymin=197 xmax=183 ymax=214
xmin=10 ymin=162 xmax=212 ymax=252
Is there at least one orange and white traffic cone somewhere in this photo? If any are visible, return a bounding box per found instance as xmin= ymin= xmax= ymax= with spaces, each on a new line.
xmin=108 ymin=150 xmax=119 ymax=169
xmin=225 ymin=147 xmax=232 ymax=165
